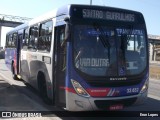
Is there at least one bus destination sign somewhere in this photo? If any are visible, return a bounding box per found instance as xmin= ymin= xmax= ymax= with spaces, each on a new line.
xmin=82 ymin=9 xmax=135 ymax=22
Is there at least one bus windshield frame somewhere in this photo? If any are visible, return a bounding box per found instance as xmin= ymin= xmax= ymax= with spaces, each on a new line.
xmin=71 ymin=20 xmax=148 ymax=80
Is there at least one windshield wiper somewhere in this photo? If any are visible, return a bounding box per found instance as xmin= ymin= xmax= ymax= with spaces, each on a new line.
xmin=93 ymin=22 xmax=111 ymax=62
xmin=93 ymin=22 xmax=110 ymax=48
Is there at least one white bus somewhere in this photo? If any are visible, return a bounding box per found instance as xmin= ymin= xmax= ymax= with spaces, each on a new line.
xmin=5 ymin=4 xmax=149 ymax=111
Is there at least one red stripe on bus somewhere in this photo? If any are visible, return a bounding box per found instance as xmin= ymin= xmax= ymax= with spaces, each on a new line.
xmin=60 ymin=87 xmax=76 ymax=94
xmin=60 ymin=87 xmax=111 ymax=97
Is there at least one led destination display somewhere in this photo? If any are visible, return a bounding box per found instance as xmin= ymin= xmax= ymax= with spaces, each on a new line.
xmin=82 ymin=9 xmax=135 ymax=22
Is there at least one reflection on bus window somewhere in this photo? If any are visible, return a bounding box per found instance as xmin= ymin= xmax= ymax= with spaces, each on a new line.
xmin=38 ymin=20 xmax=53 ymax=52
xmin=22 ymin=29 xmax=29 ymax=50
xmin=28 ymin=25 xmax=38 ymax=50
xmin=74 ymin=25 xmax=147 ymax=76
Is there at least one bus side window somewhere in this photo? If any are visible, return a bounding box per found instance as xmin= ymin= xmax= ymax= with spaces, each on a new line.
xmin=38 ymin=20 xmax=53 ymax=52
xmin=18 ymin=34 xmax=23 ymax=50
xmin=28 ymin=25 xmax=38 ymax=50
xmin=5 ymin=35 xmax=10 ymax=47
xmin=22 ymin=28 xmax=29 ymax=50
xmin=12 ymin=33 xmax=17 ymax=48
xmin=8 ymin=34 xmax=13 ymax=47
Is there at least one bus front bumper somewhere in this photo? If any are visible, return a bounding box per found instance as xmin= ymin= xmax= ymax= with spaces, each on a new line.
xmin=65 ymin=90 xmax=148 ymax=111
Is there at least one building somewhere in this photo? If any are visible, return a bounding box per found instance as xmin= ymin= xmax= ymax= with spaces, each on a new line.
xmin=148 ymin=34 xmax=160 ymax=62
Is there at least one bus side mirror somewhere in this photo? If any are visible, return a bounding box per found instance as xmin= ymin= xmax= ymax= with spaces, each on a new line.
xmin=64 ymin=17 xmax=71 ymax=42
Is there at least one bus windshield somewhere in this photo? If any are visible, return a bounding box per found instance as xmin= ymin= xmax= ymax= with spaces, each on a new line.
xmin=73 ymin=24 xmax=147 ymax=77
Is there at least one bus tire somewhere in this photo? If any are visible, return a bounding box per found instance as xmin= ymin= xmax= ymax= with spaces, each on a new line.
xmin=37 ymin=72 xmax=52 ymax=105
xmin=11 ymin=63 xmax=18 ymax=80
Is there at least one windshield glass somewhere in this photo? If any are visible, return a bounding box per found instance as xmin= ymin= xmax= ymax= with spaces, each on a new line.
xmin=73 ymin=24 xmax=147 ymax=77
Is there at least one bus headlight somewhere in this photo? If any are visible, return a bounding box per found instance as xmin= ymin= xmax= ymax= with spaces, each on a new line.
xmin=140 ymin=79 xmax=149 ymax=93
xmin=71 ymin=79 xmax=90 ymax=97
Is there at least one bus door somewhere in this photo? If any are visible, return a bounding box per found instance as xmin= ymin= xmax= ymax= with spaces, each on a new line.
xmin=54 ymin=25 xmax=66 ymax=107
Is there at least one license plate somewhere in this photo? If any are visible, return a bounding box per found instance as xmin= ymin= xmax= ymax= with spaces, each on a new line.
xmin=109 ymin=104 xmax=123 ymax=110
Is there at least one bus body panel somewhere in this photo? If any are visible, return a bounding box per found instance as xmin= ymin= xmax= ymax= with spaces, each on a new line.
xmin=5 ymin=24 xmax=28 ymax=75
xmin=20 ymin=16 xmax=56 ymax=99
xmin=65 ymin=63 xmax=149 ymax=110
xmin=20 ymin=50 xmax=53 ymax=98
xmin=5 ymin=48 xmax=17 ymax=70
xmin=66 ymin=89 xmax=148 ymax=111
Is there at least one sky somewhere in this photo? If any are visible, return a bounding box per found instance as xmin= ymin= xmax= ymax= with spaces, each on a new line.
xmin=0 ymin=0 xmax=160 ymax=47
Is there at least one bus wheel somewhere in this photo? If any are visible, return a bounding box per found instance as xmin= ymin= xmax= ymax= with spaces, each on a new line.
xmin=38 ymin=73 xmax=52 ymax=105
xmin=11 ymin=63 xmax=18 ymax=80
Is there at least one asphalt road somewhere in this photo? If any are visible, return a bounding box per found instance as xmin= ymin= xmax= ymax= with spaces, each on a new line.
xmin=0 ymin=59 xmax=160 ymax=120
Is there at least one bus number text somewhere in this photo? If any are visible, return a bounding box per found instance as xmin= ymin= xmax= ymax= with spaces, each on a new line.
xmin=127 ymin=88 xmax=139 ymax=93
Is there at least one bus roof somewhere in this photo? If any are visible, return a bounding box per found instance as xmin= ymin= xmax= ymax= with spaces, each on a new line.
xmin=7 ymin=4 xmax=143 ymax=34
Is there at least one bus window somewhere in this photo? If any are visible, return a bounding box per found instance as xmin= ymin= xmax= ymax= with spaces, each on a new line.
xmin=8 ymin=34 xmax=13 ymax=47
xmin=5 ymin=35 xmax=10 ymax=47
xmin=12 ymin=33 xmax=17 ymax=48
xmin=125 ymin=34 xmax=147 ymax=74
xmin=28 ymin=25 xmax=38 ymax=50
xmin=22 ymin=28 xmax=29 ymax=50
xmin=38 ymin=20 xmax=53 ymax=52
xmin=18 ymin=33 xmax=23 ymax=50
